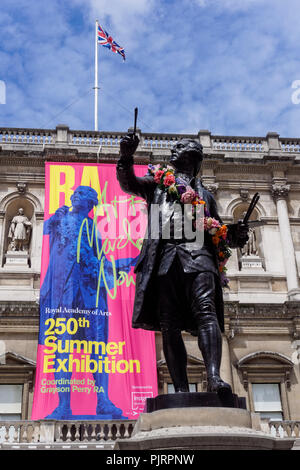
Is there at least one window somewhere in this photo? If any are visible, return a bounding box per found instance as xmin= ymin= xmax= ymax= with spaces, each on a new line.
xmin=0 ymin=351 xmax=36 ymax=419
xmin=252 ymin=383 xmax=283 ymax=421
xmin=167 ymin=383 xmax=197 ymax=394
xmin=237 ymin=351 xmax=294 ymax=419
xmin=0 ymin=385 xmax=23 ymax=420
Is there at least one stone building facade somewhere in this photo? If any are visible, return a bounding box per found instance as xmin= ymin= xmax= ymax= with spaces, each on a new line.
xmin=0 ymin=125 xmax=299 ymax=443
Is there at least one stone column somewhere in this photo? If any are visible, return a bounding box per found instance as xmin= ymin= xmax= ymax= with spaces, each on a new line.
xmin=271 ymin=182 xmax=300 ymax=301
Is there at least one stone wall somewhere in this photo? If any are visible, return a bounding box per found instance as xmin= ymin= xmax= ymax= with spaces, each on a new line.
xmin=0 ymin=125 xmax=299 ymax=420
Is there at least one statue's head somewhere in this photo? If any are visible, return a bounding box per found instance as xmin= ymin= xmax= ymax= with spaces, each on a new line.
xmin=70 ymin=186 xmax=98 ymax=213
xmin=169 ymin=139 xmax=203 ymax=176
xmin=18 ymin=208 xmax=24 ymax=215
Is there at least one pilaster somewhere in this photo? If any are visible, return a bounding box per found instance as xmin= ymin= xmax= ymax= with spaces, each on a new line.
xmin=271 ymin=181 xmax=300 ymax=301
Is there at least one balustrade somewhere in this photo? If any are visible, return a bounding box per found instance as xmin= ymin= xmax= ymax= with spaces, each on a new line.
xmin=0 ymin=421 xmax=40 ymax=443
xmin=280 ymin=138 xmax=300 ymax=153
xmin=211 ymin=136 xmax=267 ymax=152
xmin=1 ymin=419 xmax=299 ymax=446
xmin=1 ymin=127 xmax=300 ymax=155
xmin=0 ymin=128 xmax=55 ymax=145
xmin=268 ymin=420 xmax=300 ymax=438
xmin=54 ymin=420 xmax=134 ymax=443
xmin=0 ymin=419 xmax=135 ymax=445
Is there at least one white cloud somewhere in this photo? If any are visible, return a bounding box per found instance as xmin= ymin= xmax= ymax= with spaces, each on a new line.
xmin=192 ymin=0 xmax=266 ymax=11
xmin=73 ymin=0 xmax=155 ymax=50
xmin=1 ymin=0 xmax=300 ymax=137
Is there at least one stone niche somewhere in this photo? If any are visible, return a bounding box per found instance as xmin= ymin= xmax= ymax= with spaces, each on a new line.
xmin=2 ymin=198 xmax=34 ymax=269
xmin=233 ymin=204 xmax=265 ymax=272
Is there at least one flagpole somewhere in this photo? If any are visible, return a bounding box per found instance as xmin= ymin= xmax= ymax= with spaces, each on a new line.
xmin=94 ymin=19 xmax=99 ymax=131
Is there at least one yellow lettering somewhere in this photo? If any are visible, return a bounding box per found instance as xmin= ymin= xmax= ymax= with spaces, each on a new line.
xmin=44 ymin=335 xmax=57 ymax=354
xmin=43 ymin=354 xmax=56 ymax=373
xmin=116 ymin=360 xmax=129 ymax=373
xmin=69 ymin=340 xmax=88 ymax=354
xmin=49 ymin=165 xmax=75 ymax=214
xmin=106 ymin=342 xmax=119 ymax=355
xmin=87 ymin=341 xmax=107 ymax=355
xmin=129 ymin=359 xmax=141 ymax=373
xmin=118 ymin=341 xmax=126 ymax=355
xmin=80 ymin=166 xmax=104 ymax=216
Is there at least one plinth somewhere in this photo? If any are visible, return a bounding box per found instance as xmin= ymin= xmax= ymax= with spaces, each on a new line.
xmin=145 ymin=391 xmax=246 ymax=412
xmin=114 ymin=392 xmax=295 ymax=450
xmin=4 ymin=251 xmax=29 ymax=268
xmin=240 ymin=255 xmax=264 ymax=271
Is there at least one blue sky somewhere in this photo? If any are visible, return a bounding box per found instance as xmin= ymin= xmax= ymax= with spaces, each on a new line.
xmin=1 ymin=0 xmax=300 ymax=137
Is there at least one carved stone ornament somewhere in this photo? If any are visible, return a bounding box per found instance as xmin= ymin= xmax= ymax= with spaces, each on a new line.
xmin=271 ymin=183 xmax=290 ymax=201
xmin=240 ymin=188 xmax=249 ymax=201
xmin=16 ymin=182 xmax=27 ymax=193
xmin=203 ymin=182 xmax=219 ymax=194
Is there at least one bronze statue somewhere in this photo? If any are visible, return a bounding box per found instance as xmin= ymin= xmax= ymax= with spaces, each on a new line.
xmin=116 ymin=133 xmax=249 ymax=395
xmin=8 ymin=208 xmax=31 ymax=251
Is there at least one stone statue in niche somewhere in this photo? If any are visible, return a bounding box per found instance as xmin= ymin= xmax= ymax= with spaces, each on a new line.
xmin=7 ymin=208 xmax=32 ymax=251
xmin=240 ymin=226 xmax=257 ymax=257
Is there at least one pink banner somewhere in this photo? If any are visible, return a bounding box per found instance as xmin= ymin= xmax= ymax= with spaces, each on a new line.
xmin=31 ymin=162 xmax=157 ymax=420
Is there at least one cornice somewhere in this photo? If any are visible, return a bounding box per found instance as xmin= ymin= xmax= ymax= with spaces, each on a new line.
xmin=0 ymin=301 xmax=39 ymax=317
xmin=1 ymin=144 xmax=300 ymax=168
xmin=224 ymin=301 xmax=300 ymax=318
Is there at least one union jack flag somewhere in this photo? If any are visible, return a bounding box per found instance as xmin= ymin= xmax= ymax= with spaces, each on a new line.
xmin=97 ymin=24 xmax=126 ymax=61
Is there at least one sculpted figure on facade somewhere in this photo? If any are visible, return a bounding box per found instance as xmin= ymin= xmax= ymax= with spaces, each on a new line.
xmin=7 ymin=208 xmax=32 ymax=251
xmin=241 ymin=227 xmax=257 ymax=257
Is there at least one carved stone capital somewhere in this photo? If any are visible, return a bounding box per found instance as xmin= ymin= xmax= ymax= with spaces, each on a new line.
xmin=271 ymin=183 xmax=290 ymax=201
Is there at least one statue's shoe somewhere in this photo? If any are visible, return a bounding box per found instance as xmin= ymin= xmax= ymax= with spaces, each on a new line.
xmin=45 ymin=405 xmax=73 ymax=419
xmin=207 ymin=375 xmax=232 ymax=395
xmin=96 ymin=400 xmax=125 ymax=419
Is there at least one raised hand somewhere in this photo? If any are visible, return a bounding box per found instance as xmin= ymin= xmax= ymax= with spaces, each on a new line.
xmin=227 ymin=222 xmax=249 ymax=248
xmin=54 ymin=205 xmax=70 ymax=219
xmin=120 ymin=133 xmax=140 ymax=159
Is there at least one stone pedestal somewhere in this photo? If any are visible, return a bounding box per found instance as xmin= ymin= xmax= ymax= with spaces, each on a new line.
xmin=4 ymin=251 xmax=29 ymax=268
xmin=240 ymin=255 xmax=264 ymax=272
xmin=144 ymin=391 xmax=246 ymax=412
xmin=114 ymin=393 xmax=295 ymax=450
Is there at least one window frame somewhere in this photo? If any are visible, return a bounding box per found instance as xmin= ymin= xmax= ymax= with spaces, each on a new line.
xmin=236 ymin=351 xmax=294 ymax=420
xmin=0 ymin=352 xmax=35 ymax=420
xmin=251 ymin=382 xmax=284 ymax=421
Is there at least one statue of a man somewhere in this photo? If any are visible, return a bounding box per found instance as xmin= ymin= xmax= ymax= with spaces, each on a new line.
xmin=241 ymin=227 xmax=257 ymax=257
xmin=8 ymin=208 xmax=31 ymax=251
xmin=116 ymin=134 xmax=249 ymax=395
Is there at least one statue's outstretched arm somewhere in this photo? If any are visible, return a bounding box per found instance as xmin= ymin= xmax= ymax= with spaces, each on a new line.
xmin=117 ymin=134 xmax=156 ymax=201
